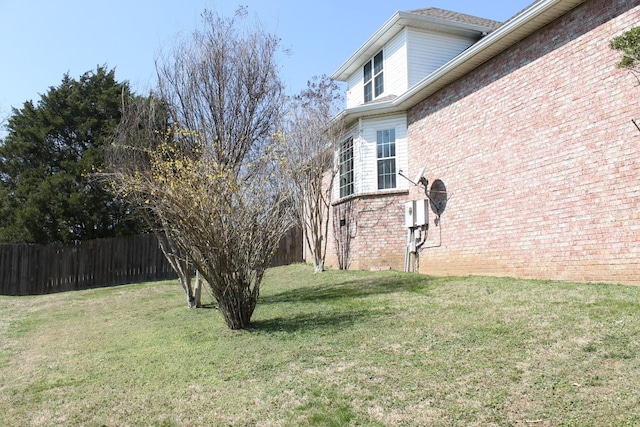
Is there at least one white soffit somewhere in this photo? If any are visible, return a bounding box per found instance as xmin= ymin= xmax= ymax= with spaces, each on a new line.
xmin=393 ymin=0 xmax=587 ymax=110
xmin=331 ymin=12 xmax=493 ymax=82
xmin=333 ymin=0 xmax=587 ymax=126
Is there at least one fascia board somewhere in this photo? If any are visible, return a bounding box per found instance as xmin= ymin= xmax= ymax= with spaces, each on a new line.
xmin=393 ymin=0 xmax=587 ymax=110
xmin=331 ymin=11 xmax=495 ymax=82
xmin=328 ymin=101 xmax=400 ymax=128
xmin=330 ymin=0 xmax=586 ymax=128
xmin=331 ymin=12 xmax=402 ymax=82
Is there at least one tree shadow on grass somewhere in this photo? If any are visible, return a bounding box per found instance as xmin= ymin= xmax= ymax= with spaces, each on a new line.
xmin=252 ymin=273 xmax=437 ymax=334
xmin=200 ymin=302 xmax=218 ymax=309
xmin=250 ymin=309 xmax=375 ymax=334
xmin=260 ymin=273 xmax=432 ymax=305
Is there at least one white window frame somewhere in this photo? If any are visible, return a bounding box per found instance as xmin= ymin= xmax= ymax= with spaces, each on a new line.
xmin=364 ymin=50 xmax=384 ymax=103
xmin=376 ymin=128 xmax=396 ymax=190
xmin=339 ymin=137 xmax=354 ymax=198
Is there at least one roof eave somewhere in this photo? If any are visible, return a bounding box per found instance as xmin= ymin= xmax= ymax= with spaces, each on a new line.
xmin=331 ymin=0 xmax=587 ymax=127
xmin=329 ymin=101 xmax=402 ymax=129
xmin=331 ymin=12 xmax=402 ymax=82
xmin=331 ymin=11 xmax=496 ymax=82
xmin=393 ymin=0 xmax=587 ymax=110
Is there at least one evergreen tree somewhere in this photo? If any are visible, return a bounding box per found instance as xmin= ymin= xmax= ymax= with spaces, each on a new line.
xmin=611 ymin=26 xmax=640 ymax=71
xmin=0 ymin=66 xmax=146 ymax=243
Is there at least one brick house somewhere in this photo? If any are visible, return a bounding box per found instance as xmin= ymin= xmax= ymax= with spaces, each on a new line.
xmin=325 ymin=0 xmax=640 ymax=285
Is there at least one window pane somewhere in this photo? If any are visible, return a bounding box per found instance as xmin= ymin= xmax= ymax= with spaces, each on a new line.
xmin=364 ymin=82 xmax=372 ymax=103
xmin=374 ymin=73 xmax=384 ymax=97
xmin=377 ymin=159 xmax=396 ymax=190
xmin=374 ymin=51 xmax=383 ymax=74
xmin=376 ymin=128 xmax=395 ymax=159
xmin=364 ymin=61 xmax=372 ymax=82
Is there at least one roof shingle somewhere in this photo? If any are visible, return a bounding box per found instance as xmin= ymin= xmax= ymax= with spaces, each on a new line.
xmin=407 ymin=8 xmax=503 ymax=31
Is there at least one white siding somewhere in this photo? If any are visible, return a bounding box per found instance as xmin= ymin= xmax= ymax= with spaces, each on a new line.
xmin=357 ymin=114 xmax=408 ymax=194
xmin=406 ymin=28 xmax=476 ymax=88
xmin=335 ymin=114 xmax=409 ymax=200
xmin=383 ymin=30 xmax=408 ymax=98
xmin=345 ymin=30 xmax=407 ymax=109
xmin=336 ymin=27 xmax=478 ymax=199
xmin=345 ymin=72 xmax=362 ymax=109
xmin=344 ymin=29 xmax=477 ymax=108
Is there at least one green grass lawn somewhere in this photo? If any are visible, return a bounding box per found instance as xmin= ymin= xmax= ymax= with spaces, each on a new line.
xmin=1 ymin=264 xmax=639 ymax=426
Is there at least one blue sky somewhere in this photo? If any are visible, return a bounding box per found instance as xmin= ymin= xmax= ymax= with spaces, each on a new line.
xmin=0 ymin=0 xmax=532 ymax=121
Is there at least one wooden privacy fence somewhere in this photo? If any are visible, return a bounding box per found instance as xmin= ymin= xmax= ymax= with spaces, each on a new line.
xmin=0 ymin=234 xmax=175 ymax=296
xmin=0 ymin=227 xmax=303 ymax=296
xmin=271 ymin=225 xmax=304 ymax=268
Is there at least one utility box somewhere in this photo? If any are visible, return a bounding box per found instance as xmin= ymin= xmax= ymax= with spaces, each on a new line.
xmin=405 ymin=201 xmax=415 ymax=228
xmin=415 ymin=199 xmax=429 ymax=226
xmin=406 ymin=200 xmax=428 ymax=228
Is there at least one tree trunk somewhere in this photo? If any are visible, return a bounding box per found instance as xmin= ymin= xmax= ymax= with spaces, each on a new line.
xmin=182 ymin=265 xmax=203 ymax=309
xmin=313 ymin=249 xmax=324 ymax=273
xmin=193 ymin=270 xmax=202 ymax=308
xmin=218 ymin=294 xmax=256 ymax=329
xmin=154 ymin=228 xmax=202 ymax=308
xmin=310 ymin=219 xmax=325 ymax=272
xmin=212 ymin=275 xmax=259 ymax=330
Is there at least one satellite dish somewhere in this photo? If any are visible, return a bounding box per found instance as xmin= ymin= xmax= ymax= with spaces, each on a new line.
xmin=429 ymin=179 xmax=447 ymax=216
xmin=413 ymin=162 xmax=427 ymax=185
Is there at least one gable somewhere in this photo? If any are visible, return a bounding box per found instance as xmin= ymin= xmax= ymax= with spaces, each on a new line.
xmin=333 ymin=8 xmax=501 ymax=83
xmin=406 ymin=28 xmax=476 ymax=88
xmin=343 ymin=26 xmax=483 ymax=110
xmin=345 ymin=30 xmax=407 ymax=109
xmin=332 ymin=0 xmax=591 ymax=129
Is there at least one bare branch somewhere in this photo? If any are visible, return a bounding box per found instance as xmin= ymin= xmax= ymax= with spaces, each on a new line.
xmin=281 ymin=76 xmax=345 ymax=272
xmin=105 ymin=10 xmax=293 ymax=328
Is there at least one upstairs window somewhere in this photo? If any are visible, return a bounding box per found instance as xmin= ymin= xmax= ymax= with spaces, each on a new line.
xmin=364 ymin=51 xmax=384 ymax=103
xmin=376 ymin=129 xmax=396 ymax=190
xmin=339 ymin=138 xmax=354 ymax=198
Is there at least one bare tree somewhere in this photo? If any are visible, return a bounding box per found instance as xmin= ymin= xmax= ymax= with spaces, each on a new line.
xmin=108 ymin=8 xmax=293 ymax=329
xmin=107 ymin=96 xmax=202 ymax=308
xmin=281 ymin=76 xmax=344 ymax=272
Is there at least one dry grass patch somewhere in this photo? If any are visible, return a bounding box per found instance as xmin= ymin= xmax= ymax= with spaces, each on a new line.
xmin=1 ymin=266 xmax=640 ymax=426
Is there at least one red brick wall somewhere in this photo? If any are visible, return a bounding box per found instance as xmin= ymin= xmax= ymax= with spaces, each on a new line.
xmin=325 ymin=191 xmax=409 ymax=271
xmin=407 ymin=0 xmax=640 ymax=284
